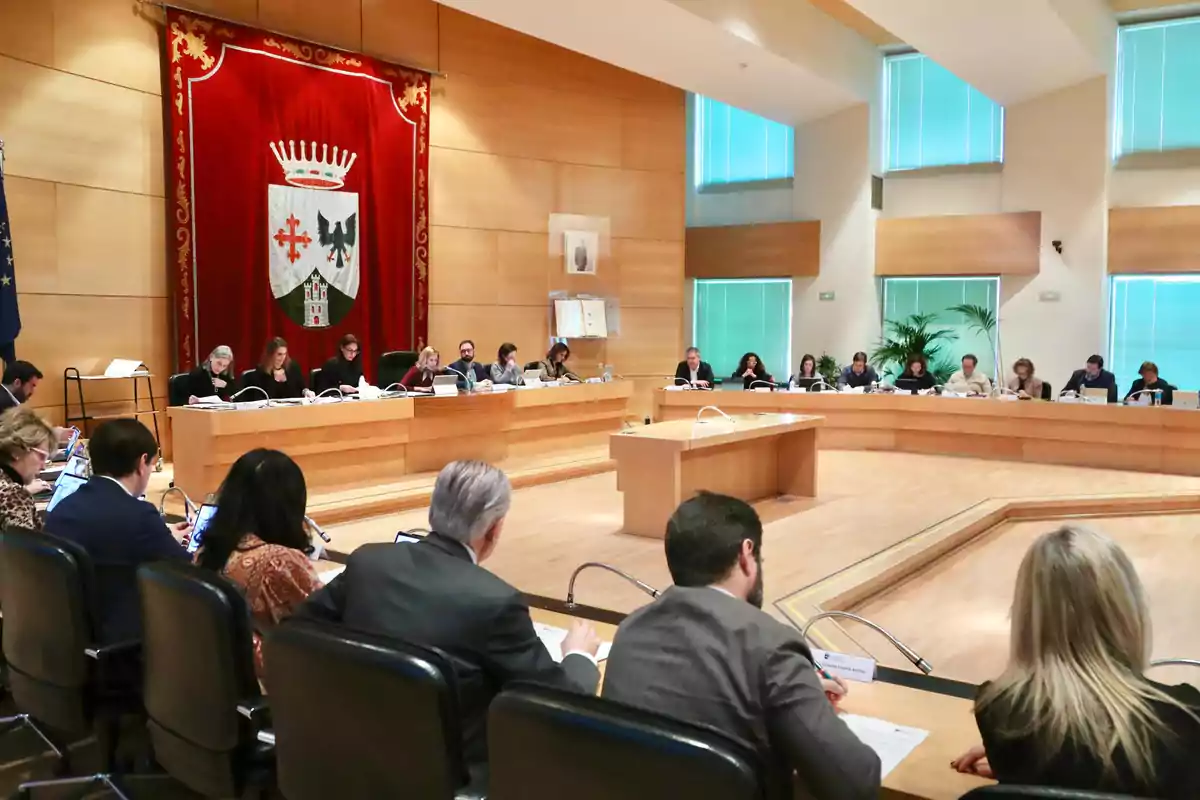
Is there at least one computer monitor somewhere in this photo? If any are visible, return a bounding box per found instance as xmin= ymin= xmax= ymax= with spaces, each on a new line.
xmin=893 ymin=378 xmax=921 ymax=394
xmin=46 ymin=473 xmax=87 ymax=513
xmin=187 ymin=503 xmax=218 ymax=555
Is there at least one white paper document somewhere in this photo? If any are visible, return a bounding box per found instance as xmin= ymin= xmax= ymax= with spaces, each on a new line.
xmin=103 ymin=358 xmax=148 ymax=378
xmin=533 ymin=622 xmax=612 ymax=663
xmin=318 ymin=564 xmax=346 ymax=583
xmin=839 ymin=714 xmax=929 ymax=778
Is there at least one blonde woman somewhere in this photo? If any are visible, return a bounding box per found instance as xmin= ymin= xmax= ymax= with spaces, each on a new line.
xmin=952 ymin=525 xmax=1200 ymax=796
xmin=0 ymin=406 xmax=56 ymax=531
xmin=399 ymin=346 xmax=442 ymax=393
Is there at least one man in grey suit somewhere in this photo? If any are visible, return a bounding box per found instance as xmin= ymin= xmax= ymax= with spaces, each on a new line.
xmin=602 ymin=492 xmax=881 ymax=799
xmin=300 ymin=460 xmax=601 ymax=781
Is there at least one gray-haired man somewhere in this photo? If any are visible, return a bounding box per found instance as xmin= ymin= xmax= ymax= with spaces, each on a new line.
xmin=299 ymin=460 xmax=601 ymax=780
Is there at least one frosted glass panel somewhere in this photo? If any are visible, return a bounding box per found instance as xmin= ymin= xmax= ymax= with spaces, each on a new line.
xmin=881 ymin=277 xmax=1000 ymax=378
xmin=1116 ymin=17 xmax=1200 ymax=156
xmin=1109 ymin=276 xmax=1200 ymax=391
xmin=694 ymin=279 xmax=793 ymax=381
xmin=694 ymin=95 xmax=795 ymax=187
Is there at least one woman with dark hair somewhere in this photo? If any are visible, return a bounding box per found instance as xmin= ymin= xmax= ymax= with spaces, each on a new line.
xmin=490 ymin=342 xmax=524 ymax=385
xmin=1008 ymin=358 xmax=1044 ymax=400
xmin=242 ymin=337 xmax=309 ymax=400
xmin=896 ymin=354 xmax=936 ymax=391
xmin=317 ymin=333 xmax=363 ymax=394
xmin=733 ymin=352 xmax=774 ymax=390
xmin=196 ymin=449 xmax=321 ymax=678
xmin=538 ymin=342 xmax=581 ymax=383
xmin=185 ymin=345 xmax=235 ymax=404
xmin=792 ymin=353 xmax=818 ymax=383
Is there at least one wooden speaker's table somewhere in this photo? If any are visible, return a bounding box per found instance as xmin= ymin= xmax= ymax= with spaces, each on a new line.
xmin=168 ymin=382 xmax=633 ymax=501
xmin=610 ymin=412 xmax=823 ymax=538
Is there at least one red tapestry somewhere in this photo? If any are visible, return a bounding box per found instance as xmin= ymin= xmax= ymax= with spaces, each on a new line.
xmin=164 ymin=11 xmax=429 ymax=379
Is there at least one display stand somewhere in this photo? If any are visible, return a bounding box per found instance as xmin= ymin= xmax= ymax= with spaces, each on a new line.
xmin=63 ymin=367 xmax=162 ymax=463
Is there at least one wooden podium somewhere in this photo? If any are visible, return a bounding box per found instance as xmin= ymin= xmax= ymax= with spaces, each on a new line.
xmin=610 ymin=412 xmax=823 ymax=538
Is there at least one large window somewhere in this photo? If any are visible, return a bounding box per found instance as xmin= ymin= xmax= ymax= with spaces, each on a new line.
xmin=693 ymin=279 xmax=792 ymax=382
xmin=1109 ymin=275 xmax=1200 ymax=392
xmin=693 ymin=95 xmax=794 ymax=188
xmin=883 ymin=53 xmax=1004 ymax=172
xmin=1115 ymin=17 xmax=1200 ymax=157
xmin=881 ymin=277 xmax=1000 ymax=378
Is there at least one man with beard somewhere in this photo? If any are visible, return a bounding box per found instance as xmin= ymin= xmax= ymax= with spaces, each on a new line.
xmin=602 ymin=492 xmax=881 ymax=800
xmin=0 ymin=361 xmax=42 ymax=412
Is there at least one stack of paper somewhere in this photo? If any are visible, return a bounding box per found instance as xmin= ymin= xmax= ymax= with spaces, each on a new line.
xmin=533 ymin=622 xmax=612 ymax=662
xmin=838 ymin=714 xmax=929 ymax=778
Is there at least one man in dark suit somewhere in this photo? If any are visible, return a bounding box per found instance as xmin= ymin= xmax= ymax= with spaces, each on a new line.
xmin=0 ymin=360 xmax=42 ymax=412
xmin=299 ymin=460 xmax=601 ymax=781
xmin=603 ymin=492 xmax=881 ymax=800
xmin=673 ymin=346 xmax=715 ymax=388
xmin=45 ymin=419 xmax=190 ymax=644
xmin=1062 ymin=354 xmax=1118 ymax=403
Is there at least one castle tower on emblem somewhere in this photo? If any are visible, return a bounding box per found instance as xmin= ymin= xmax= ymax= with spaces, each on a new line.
xmin=304 ymin=272 xmax=329 ymax=328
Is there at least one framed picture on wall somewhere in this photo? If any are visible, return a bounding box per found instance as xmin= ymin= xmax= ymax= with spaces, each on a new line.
xmin=563 ymin=229 xmax=599 ymax=275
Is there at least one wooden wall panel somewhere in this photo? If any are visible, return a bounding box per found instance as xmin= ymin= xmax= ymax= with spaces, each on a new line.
xmin=558 ymin=164 xmax=685 ymax=242
xmin=875 ymin=212 xmax=1042 ymax=276
xmin=1108 ymin=205 xmax=1200 ymax=274
xmin=431 ymin=73 xmax=623 ymax=168
xmin=53 ymin=0 xmax=163 ymax=95
xmin=620 ymin=96 xmax=687 ymax=173
xmin=614 ymin=239 xmax=685 ymax=308
xmin=4 ymin=177 xmax=56 ymax=283
xmin=685 ymin=221 xmax=821 ymax=278
xmin=607 ymin=308 xmax=684 ymax=376
xmin=257 ymin=0 xmax=363 ymax=52
xmin=168 ymin=0 xmax=259 ymax=22
xmin=429 ymin=227 xmax=556 ymax=307
xmin=0 ymin=4 xmax=53 ymax=67
xmin=55 ymin=186 xmax=168 ymax=297
xmin=362 ymin=0 xmax=440 ymax=70
xmin=430 ymin=148 xmax=555 ymax=233
xmin=427 ymin=305 xmax=548 ymax=365
xmin=0 ymin=57 xmax=164 ymax=196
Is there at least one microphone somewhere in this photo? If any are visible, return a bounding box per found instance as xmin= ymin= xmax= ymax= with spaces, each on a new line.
xmin=381 ymin=383 xmax=410 ymax=395
xmin=315 ymin=387 xmax=344 ymax=401
xmin=747 ymin=380 xmax=776 ymax=392
xmin=566 ymin=562 xmax=659 ymax=608
xmin=801 ymin=610 xmax=933 ymax=675
xmin=695 ymin=405 xmax=734 ymax=423
xmin=673 ymin=376 xmax=692 ymax=389
xmin=1124 ymin=388 xmax=1162 ymax=406
xmin=229 ymin=385 xmax=269 ymax=403
xmin=807 ymin=379 xmax=836 ymax=393
xmin=304 ymin=515 xmax=331 ymax=543
xmin=443 ymin=366 xmax=470 ymax=389
xmin=1148 ymin=658 xmax=1200 ymax=669
xmin=992 ymin=386 xmax=1020 ymax=398
xmin=158 ymin=486 xmax=197 ymax=520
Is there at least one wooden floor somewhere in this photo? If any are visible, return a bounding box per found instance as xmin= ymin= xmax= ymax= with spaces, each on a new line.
xmin=326 ymin=450 xmax=1200 ymax=628
xmin=852 ymin=512 xmax=1200 ymax=689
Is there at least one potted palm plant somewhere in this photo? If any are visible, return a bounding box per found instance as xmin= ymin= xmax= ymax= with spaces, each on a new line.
xmin=948 ymin=303 xmax=1000 ymax=384
xmin=871 ymin=313 xmax=959 ymax=384
xmin=816 ymin=354 xmax=840 ymax=386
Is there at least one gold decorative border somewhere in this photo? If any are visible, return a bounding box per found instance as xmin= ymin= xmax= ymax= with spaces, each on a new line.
xmin=263 ymin=38 xmax=364 ymax=67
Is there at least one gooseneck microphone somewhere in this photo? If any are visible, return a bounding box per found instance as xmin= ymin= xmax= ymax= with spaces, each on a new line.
xmin=229 ymin=385 xmax=269 ymax=403
xmin=315 ymin=387 xmax=344 ymax=401
xmin=381 ymin=383 xmax=410 ymax=395
xmin=747 ymin=380 xmax=776 ymax=391
xmin=566 ymin=562 xmax=659 ymax=609
xmin=695 ymin=405 xmax=734 ymax=423
xmin=304 ymin=515 xmax=332 ymax=543
xmin=158 ymin=486 xmax=197 ymax=520
xmin=801 ymin=610 xmax=933 ymax=675
xmin=1149 ymin=658 xmax=1200 ymax=669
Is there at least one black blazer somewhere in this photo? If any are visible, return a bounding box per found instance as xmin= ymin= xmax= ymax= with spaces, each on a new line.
xmin=184 ymin=365 xmax=234 ymax=402
xmin=298 ymin=533 xmax=600 ymax=775
xmin=977 ymin=679 xmax=1200 ymax=798
xmin=732 ymin=366 xmax=774 ymax=390
xmin=1062 ymin=368 xmax=1118 ymax=403
xmin=44 ymin=477 xmax=189 ymax=644
xmin=1125 ymin=377 xmax=1174 ymax=406
xmin=896 ymin=370 xmax=936 ymax=390
xmin=316 ymin=356 xmax=363 ymax=393
xmin=243 ymin=362 xmax=306 ymax=400
xmin=674 ymin=360 xmax=715 ymax=386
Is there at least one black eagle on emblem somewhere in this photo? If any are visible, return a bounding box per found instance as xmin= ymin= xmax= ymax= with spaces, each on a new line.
xmin=318 ymin=211 xmax=357 ymax=268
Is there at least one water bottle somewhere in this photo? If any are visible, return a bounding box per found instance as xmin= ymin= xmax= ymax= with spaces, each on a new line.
xmin=466 ymin=367 xmax=476 ymax=392
xmin=1154 ymin=389 xmax=1162 ymax=406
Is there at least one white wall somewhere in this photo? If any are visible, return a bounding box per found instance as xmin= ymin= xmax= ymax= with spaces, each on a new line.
xmin=685 ymin=76 xmax=1200 ymax=386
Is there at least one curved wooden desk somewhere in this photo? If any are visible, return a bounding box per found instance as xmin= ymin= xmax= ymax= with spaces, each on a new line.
xmin=656 ymin=389 xmax=1200 ymax=476
xmin=168 ymin=382 xmax=632 ymax=501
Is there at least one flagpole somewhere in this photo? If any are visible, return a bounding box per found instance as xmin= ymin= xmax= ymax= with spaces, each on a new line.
xmin=0 ymin=138 xmax=5 ymax=177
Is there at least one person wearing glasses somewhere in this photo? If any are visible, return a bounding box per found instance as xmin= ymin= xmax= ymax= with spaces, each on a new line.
xmin=447 ymin=339 xmax=493 ymax=391
xmin=316 ymin=333 xmax=364 ymax=395
xmin=0 ymin=406 xmax=55 ymax=530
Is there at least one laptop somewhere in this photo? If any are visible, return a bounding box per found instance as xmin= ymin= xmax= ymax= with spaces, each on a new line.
xmin=793 ymin=377 xmax=821 ymax=392
xmin=1174 ymin=390 xmax=1199 ymax=410
xmin=431 ymin=375 xmax=459 ymax=397
xmin=1081 ymin=387 xmax=1109 ymax=403
xmin=522 ymin=369 xmax=543 ymax=386
xmin=187 ymin=503 xmax=218 ymax=555
xmin=51 ymin=427 xmax=81 ymax=464
xmin=45 ymin=472 xmax=87 ymax=513
xmin=893 ymin=378 xmax=922 ymax=394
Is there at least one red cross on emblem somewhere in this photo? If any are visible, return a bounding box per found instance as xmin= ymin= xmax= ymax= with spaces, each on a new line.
xmin=273 ymin=214 xmax=311 ymax=264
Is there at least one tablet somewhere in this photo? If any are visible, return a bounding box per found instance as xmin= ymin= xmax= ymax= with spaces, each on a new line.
xmin=188 ymin=503 xmax=218 ymax=554
xmin=46 ymin=473 xmax=87 ymax=513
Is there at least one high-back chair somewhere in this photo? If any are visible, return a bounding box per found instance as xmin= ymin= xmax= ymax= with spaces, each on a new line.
xmin=377 ymin=350 xmax=418 ymax=389
xmin=264 ymin=619 xmax=481 ymax=799
xmin=488 ymin=682 xmax=770 ymax=800
xmin=960 ymin=787 xmax=1149 ymax=799
xmin=137 ymin=561 xmax=274 ymax=798
xmin=0 ymin=528 xmax=144 ymax=798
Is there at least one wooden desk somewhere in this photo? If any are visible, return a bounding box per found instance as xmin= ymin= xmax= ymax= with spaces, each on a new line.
xmin=168 ymin=382 xmax=632 ymax=500
xmin=656 ymin=389 xmax=1200 ymax=476
xmin=610 ymin=413 xmax=823 ymax=538
xmin=527 ymin=606 xmax=988 ymax=799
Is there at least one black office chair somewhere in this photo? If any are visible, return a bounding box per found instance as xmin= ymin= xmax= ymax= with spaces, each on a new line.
xmin=137 ymin=561 xmax=274 ymax=799
xmin=0 ymin=528 xmax=145 ymax=798
xmin=1041 ymin=382 xmax=1053 ymax=400
xmin=309 ymin=367 xmax=324 ymax=393
xmin=168 ymin=372 xmax=191 ymax=407
xmin=264 ymin=619 xmax=481 ymax=799
xmin=378 ymin=350 xmax=418 ymax=389
xmin=960 ymin=787 xmax=1147 ymax=799
xmin=523 ymin=361 xmax=541 ymax=372
xmin=488 ymin=682 xmax=771 ymax=800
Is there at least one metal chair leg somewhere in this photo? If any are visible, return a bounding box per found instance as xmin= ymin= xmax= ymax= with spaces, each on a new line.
xmin=17 ymin=773 xmax=133 ymax=800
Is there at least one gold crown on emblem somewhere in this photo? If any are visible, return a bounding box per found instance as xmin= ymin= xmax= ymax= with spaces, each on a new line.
xmin=269 ymin=140 xmax=358 ymax=190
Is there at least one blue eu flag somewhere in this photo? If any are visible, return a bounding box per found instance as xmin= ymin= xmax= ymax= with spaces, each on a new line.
xmin=0 ymin=165 xmax=21 ymax=366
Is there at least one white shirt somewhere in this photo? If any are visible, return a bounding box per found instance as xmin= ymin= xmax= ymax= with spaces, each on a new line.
xmin=708 ymin=585 xmax=738 ymax=599
xmin=690 ymin=367 xmax=699 ymax=383
xmin=99 ymin=475 xmax=134 ymax=497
